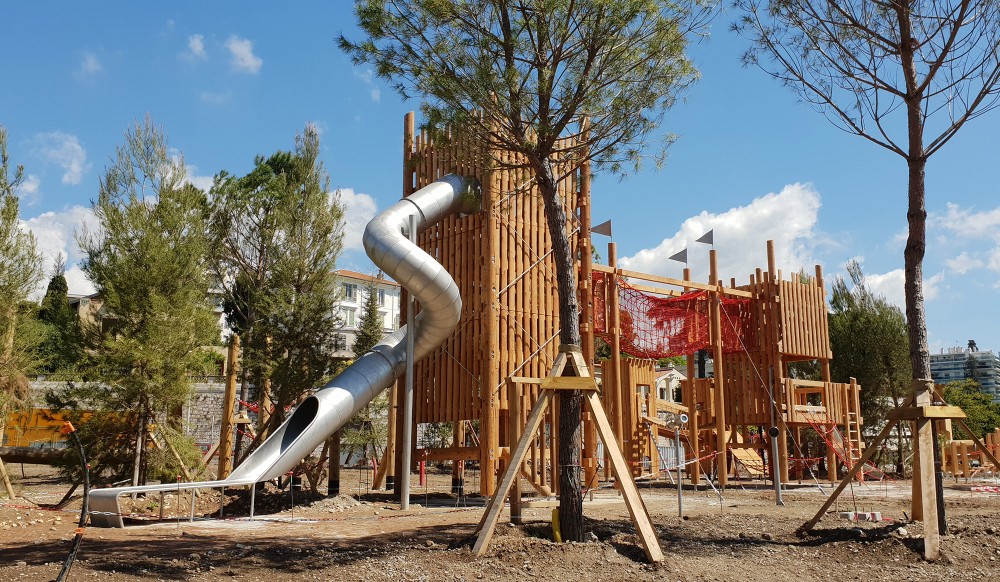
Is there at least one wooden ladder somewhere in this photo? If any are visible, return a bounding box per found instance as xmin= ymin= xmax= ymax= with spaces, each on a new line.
xmin=845 ymin=412 xmax=864 ymax=469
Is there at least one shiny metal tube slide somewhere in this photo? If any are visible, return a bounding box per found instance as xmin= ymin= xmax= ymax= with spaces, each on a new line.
xmin=88 ymin=174 xmax=481 ymax=527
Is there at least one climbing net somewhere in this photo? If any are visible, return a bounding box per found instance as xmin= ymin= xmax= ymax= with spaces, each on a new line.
xmin=593 ymin=273 xmax=755 ymax=359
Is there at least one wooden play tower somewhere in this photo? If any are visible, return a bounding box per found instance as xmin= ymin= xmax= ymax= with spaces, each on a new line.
xmin=386 ymin=112 xmax=865 ymax=497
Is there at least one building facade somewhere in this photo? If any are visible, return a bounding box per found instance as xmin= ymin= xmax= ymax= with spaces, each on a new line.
xmin=331 ymin=270 xmax=401 ymax=359
xmin=930 ymin=340 xmax=1000 ymax=402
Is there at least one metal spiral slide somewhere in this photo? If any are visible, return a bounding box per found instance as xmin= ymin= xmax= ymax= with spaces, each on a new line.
xmin=88 ymin=175 xmax=481 ymax=527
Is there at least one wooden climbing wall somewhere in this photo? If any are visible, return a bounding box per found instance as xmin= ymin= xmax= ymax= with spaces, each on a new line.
xmin=395 ymin=113 xmax=589 ymax=496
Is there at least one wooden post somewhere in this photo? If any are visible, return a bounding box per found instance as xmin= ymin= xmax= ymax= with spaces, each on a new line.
xmin=608 ymin=243 xmax=624 ymax=459
xmin=508 ymin=378 xmax=522 ymax=524
xmin=913 ymin=379 xmax=941 ymax=560
xmin=452 ymin=421 xmax=466 ymax=494
xmin=683 ymin=267 xmax=700 ymax=485
xmin=384 ymin=384 xmax=397 ymax=491
xmin=709 ymin=250 xmax=728 ymax=488
xmin=481 ymin=146 xmax=501 ymax=497
xmin=578 ymin=154 xmax=597 ymax=490
xmin=328 ymin=430 xmax=341 ymax=495
xmin=0 ymin=455 xmax=16 ymax=500
xmin=1 ymin=308 xmax=19 ymax=500
xmin=217 ymin=335 xmax=240 ymax=480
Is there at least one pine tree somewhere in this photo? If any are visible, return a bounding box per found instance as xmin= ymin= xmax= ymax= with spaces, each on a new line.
xmin=209 ymin=125 xmax=345 ymax=435
xmin=37 ymin=257 xmax=84 ymax=373
xmin=342 ymin=273 xmax=389 ymax=464
xmin=66 ymin=116 xmax=218 ymax=486
xmin=352 ymin=274 xmax=384 ymax=359
xmin=0 ymin=125 xmax=44 ymax=440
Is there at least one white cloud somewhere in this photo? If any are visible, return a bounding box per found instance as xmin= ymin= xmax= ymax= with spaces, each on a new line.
xmin=169 ymin=150 xmax=214 ymax=192
xmin=64 ymin=265 xmax=96 ymax=297
xmin=619 ymin=183 xmax=823 ymax=284
xmin=946 ymin=252 xmax=985 ymax=275
xmin=185 ymin=165 xmax=214 ymax=191
xmin=863 ymin=268 xmax=944 ymax=308
xmin=355 ymin=68 xmax=381 ymax=102
xmin=20 ymin=205 xmax=98 ymax=296
xmin=33 ymin=132 xmax=90 ymax=185
xmin=934 ymin=202 xmax=1000 ymax=239
xmin=187 ymin=34 xmax=207 ymax=60
xmin=16 ymin=174 xmax=41 ymax=206
xmin=225 ymin=36 xmax=262 ymax=73
xmin=928 ymin=202 xmax=1000 ymax=275
xmin=200 ymin=91 xmax=231 ymax=105
xmin=74 ymin=52 xmax=103 ymax=81
xmin=335 ymin=188 xmax=378 ymax=251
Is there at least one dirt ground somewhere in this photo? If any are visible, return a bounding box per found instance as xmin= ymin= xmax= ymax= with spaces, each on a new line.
xmin=2 ymin=464 xmax=1000 ymax=581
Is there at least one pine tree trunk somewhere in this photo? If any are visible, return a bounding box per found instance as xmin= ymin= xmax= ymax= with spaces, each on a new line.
xmin=131 ymin=408 xmax=145 ymax=487
xmin=897 ymin=2 xmax=931 ymax=382
xmin=536 ymin=158 xmax=584 ymax=542
xmin=903 ymin=155 xmax=930 ymax=380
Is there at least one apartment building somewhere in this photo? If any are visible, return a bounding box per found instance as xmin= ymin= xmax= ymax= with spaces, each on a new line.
xmin=331 ymin=270 xmax=401 ymax=359
xmin=930 ymin=340 xmax=1000 ymax=402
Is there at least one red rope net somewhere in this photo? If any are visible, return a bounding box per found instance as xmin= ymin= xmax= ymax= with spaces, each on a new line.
xmin=593 ymin=273 xmax=755 ymax=359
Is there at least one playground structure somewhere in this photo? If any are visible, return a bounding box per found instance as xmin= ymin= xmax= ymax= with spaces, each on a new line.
xmin=380 ymin=112 xmax=868 ymax=498
xmin=46 ymin=111 xmax=996 ymax=540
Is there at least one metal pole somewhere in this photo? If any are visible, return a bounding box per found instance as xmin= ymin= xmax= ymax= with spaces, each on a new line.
xmin=401 ymin=213 xmax=417 ymax=510
xmin=190 ymin=487 xmax=196 ymax=522
xmin=250 ymin=483 xmax=256 ymax=521
xmin=768 ymin=366 xmax=784 ymax=506
xmin=676 ymin=429 xmax=683 ymax=518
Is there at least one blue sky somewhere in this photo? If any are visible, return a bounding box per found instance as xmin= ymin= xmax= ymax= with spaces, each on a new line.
xmin=4 ymin=3 xmax=998 ymax=355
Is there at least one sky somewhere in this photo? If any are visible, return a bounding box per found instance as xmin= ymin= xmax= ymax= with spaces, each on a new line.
xmin=3 ymin=3 xmax=998 ymax=356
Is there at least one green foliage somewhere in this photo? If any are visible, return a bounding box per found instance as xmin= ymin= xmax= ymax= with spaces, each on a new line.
xmin=352 ymin=275 xmax=384 ymax=359
xmin=70 ymin=116 xmax=218 ymax=485
xmin=944 ymin=380 xmax=1000 ymax=440
xmin=340 ymin=391 xmax=388 ymax=463
xmin=656 ymin=355 xmax=686 ymax=368
xmin=189 ymin=348 xmax=225 ymax=377
xmin=36 ymin=261 xmax=84 ymax=373
xmin=0 ymin=125 xmax=44 ymax=419
xmin=828 ymin=260 xmax=910 ymax=436
xmin=342 ymin=0 xmax=707 ymax=179
xmin=209 ymin=125 xmax=345 ymax=420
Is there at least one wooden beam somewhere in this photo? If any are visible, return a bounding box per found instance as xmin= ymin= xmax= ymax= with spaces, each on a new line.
xmin=799 ymin=417 xmax=898 ymax=532
xmin=421 ymin=446 xmax=482 ymax=462
xmin=540 ymin=375 xmax=598 ymax=391
xmin=217 ymin=335 xmax=240 ymax=480
xmin=888 ymin=405 xmax=967 ymax=421
xmin=474 ymin=390 xmax=554 ymax=557
xmin=584 ymin=390 xmax=664 ymax=562
xmin=0 ymin=446 xmax=63 ymax=465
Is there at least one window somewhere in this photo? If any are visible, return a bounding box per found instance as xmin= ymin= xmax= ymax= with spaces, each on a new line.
xmin=378 ymin=288 xmax=386 ymax=306
xmin=343 ymin=283 xmax=357 ymax=301
xmin=344 ymin=308 xmax=356 ymax=327
xmin=333 ymin=334 xmax=347 ymax=351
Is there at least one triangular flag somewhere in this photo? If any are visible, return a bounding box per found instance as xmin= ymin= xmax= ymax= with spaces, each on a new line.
xmin=695 ymin=230 xmax=714 ymax=245
xmin=667 ymin=248 xmax=688 ymax=264
xmin=592 ymin=219 xmax=612 ymax=237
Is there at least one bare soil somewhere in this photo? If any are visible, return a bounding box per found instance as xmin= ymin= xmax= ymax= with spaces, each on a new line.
xmin=2 ymin=464 xmax=1000 ymax=581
